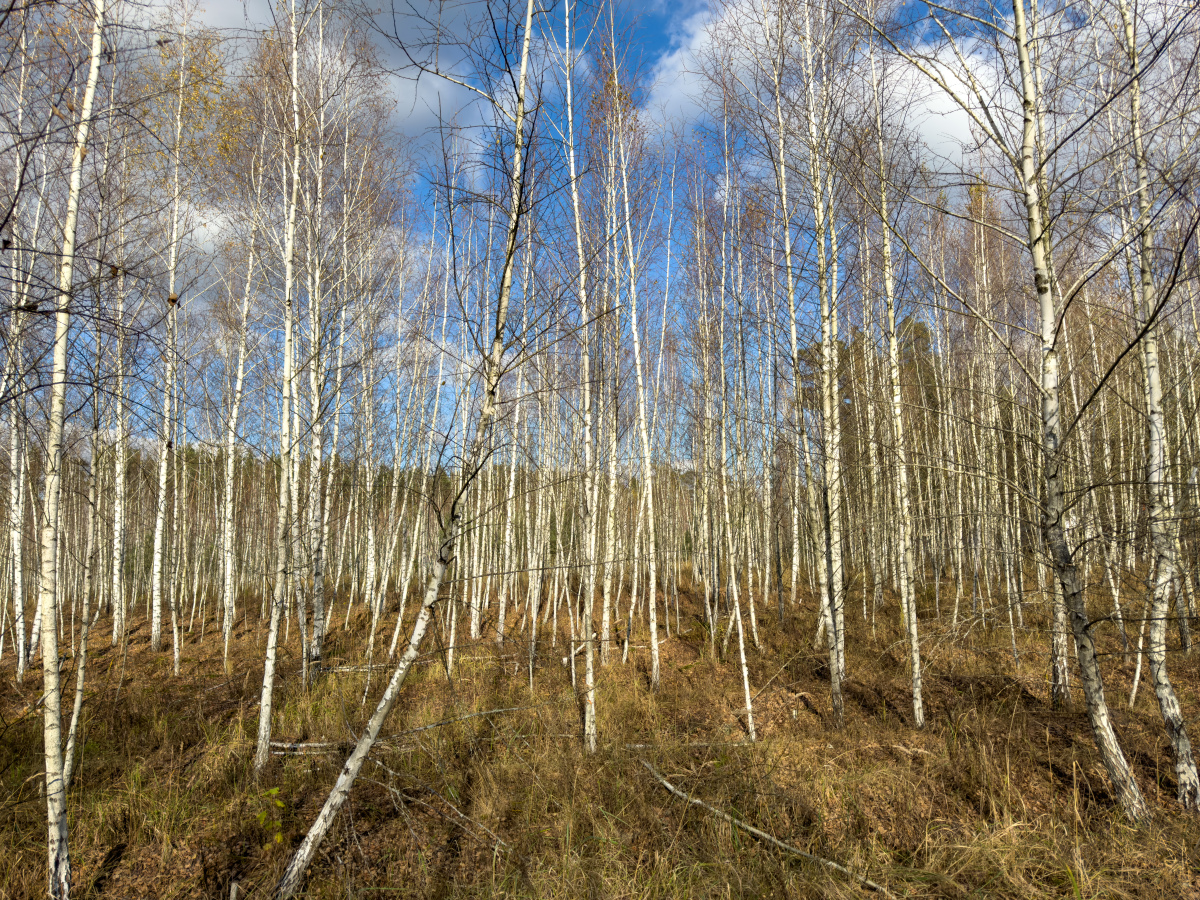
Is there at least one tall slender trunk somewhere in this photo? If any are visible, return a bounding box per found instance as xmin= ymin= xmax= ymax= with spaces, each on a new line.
xmin=609 ymin=38 xmax=660 ymax=689
xmin=222 ymin=156 xmax=259 ymax=671
xmin=273 ymin=2 xmax=537 ymax=890
xmin=7 ymin=317 xmax=26 ymax=680
xmin=255 ymin=1 xmax=303 ymax=776
xmin=150 ymin=24 xmax=190 ymax=656
xmin=1116 ymin=0 xmax=1200 ymax=810
xmin=39 ymin=3 xmax=107 ymax=894
xmin=64 ymin=389 xmax=102 ymax=791
xmin=872 ymin=48 xmax=923 ymax=727
xmin=1012 ymin=0 xmax=1149 ymax=824
xmin=109 ymin=257 xmax=127 ymax=649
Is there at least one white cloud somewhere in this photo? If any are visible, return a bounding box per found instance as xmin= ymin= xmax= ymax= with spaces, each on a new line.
xmin=640 ymin=3 xmax=721 ymax=134
xmin=636 ymin=0 xmax=981 ymax=173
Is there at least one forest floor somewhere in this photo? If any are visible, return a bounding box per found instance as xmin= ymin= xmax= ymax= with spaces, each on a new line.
xmin=3 ymin=579 xmax=1200 ymax=899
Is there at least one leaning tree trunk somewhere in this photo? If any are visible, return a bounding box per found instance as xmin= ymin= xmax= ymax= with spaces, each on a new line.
xmin=1013 ymin=0 xmax=1149 ymax=825
xmin=271 ymin=1 xmax=537 ymax=892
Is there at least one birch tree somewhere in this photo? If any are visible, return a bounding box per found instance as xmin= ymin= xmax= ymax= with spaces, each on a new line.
xmin=271 ymin=0 xmax=540 ymax=892
xmin=37 ymin=1 xmax=108 ymax=894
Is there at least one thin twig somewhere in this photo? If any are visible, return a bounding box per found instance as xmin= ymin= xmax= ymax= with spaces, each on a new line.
xmin=640 ymin=760 xmax=895 ymax=897
xmin=369 ymin=762 xmax=511 ymax=849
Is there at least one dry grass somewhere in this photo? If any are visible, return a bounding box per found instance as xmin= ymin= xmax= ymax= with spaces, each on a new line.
xmin=2 ymin=577 xmax=1199 ymax=898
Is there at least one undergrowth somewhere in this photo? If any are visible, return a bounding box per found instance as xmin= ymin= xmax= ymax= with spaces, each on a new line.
xmin=2 ymin=577 xmax=1199 ymax=898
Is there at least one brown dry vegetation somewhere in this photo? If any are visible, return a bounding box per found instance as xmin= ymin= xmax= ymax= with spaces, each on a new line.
xmin=3 ymin=575 xmax=1200 ymax=899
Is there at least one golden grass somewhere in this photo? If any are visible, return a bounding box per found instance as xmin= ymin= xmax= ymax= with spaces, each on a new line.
xmin=2 ymin=576 xmax=1199 ymax=898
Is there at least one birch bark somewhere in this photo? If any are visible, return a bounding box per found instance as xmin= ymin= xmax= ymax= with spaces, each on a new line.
xmin=871 ymin=47 xmax=923 ymax=727
xmin=1116 ymin=0 xmax=1200 ymax=809
xmin=609 ymin=38 xmax=660 ymax=688
xmin=221 ymin=142 xmax=262 ymax=672
xmin=39 ymin=2 xmax=107 ymax=893
xmin=1011 ymin=0 xmax=1149 ymax=823
xmin=255 ymin=0 xmax=304 ymax=776
xmin=563 ymin=0 xmax=597 ymax=747
xmin=272 ymin=1 xmax=537 ymax=889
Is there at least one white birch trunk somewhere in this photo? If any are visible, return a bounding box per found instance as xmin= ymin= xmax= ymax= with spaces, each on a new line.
xmin=609 ymin=41 xmax=660 ymax=689
xmin=1012 ymin=0 xmax=1149 ymax=824
xmin=39 ymin=3 xmax=106 ymax=893
xmin=221 ymin=162 xmax=259 ymax=671
xmin=1116 ymin=0 xmax=1200 ymax=809
xmin=255 ymin=0 xmax=303 ymax=776
xmin=272 ymin=2 xmax=537 ymax=888
xmin=872 ymin=49 xmax=924 ymax=727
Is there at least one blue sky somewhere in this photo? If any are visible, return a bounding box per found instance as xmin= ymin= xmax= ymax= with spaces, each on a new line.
xmin=172 ymin=0 xmax=973 ymax=182
xmin=185 ymin=0 xmax=703 ymax=74
xmin=612 ymin=0 xmax=707 ymax=70
xmin=182 ymin=0 xmax=713 ymax=126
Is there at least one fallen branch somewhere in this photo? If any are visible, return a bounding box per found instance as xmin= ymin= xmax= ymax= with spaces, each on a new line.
xmin=270 ymin=741 xmax=342 ymax=757
xmin=640 ymin=760 xmax=895 ymax=897
xmin=624 ymin=741 xmax=752 ymax=750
